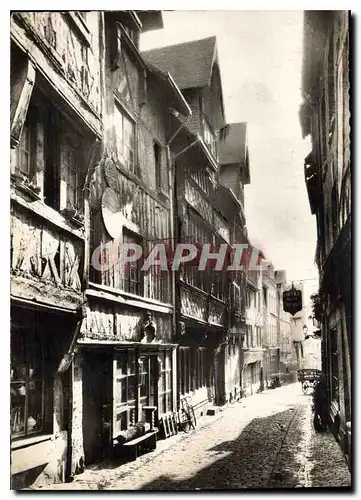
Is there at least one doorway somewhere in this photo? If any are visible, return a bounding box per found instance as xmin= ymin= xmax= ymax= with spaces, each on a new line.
xmin=82 ymin=351 xmax=111 ymax=465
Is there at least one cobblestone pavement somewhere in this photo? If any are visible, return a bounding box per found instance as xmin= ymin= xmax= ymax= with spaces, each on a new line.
xmin=36 ymin=383 xmax=351 ymax=491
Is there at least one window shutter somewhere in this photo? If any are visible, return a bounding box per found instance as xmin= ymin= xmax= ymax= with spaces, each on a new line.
xmin=11 ymin=58 xmax=36 ymax=148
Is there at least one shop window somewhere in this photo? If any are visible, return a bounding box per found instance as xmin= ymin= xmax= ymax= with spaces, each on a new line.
xmin=11 ymin=328 xmax=48 ymax=440
xmin=122 ymin=229 xmax=142 ymax=295
xmin=113 ymin=350 xmax=171 ymax=434
xmin=138 ymin=355 xmax=157 ymax=412
xmin=113 ymin=350 xmax=137 ymax=437
xmin=159 ymin=350 xmax=172 ymax=414
xmin=114 ymin=102 xmax=136 ymax=175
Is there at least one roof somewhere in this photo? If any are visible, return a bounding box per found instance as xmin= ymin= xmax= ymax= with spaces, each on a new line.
xmin=218 ymin=122 xmax=247 ymax=165
xmin=301 ymin=11 xmax=334 ymax=98
xmin=142 ymin=36 xmax=217 ymax=90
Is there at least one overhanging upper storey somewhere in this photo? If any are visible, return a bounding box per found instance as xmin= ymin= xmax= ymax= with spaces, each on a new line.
xmin=145 ymin=63 xmax=191 ymax=119
xmin=171 ymin=114 xmax=219 ymax=172
xmin=219 ymin=122 xmax=250 ymax=185
xmin=142 ymin=36 xmax=226 ymax=133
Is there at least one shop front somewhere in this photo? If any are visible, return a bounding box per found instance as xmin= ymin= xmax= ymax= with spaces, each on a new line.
xmin=75 ymin=292 xmax=177 ymax=465
xmin=79 ymin=341 xmax=177 ymax=464
xmin=10 ymin=302 xmax=79 ymax=489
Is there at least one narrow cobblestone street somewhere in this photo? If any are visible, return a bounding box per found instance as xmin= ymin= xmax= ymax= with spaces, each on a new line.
xmin=36 ymin=384 xmax=351 ymax=491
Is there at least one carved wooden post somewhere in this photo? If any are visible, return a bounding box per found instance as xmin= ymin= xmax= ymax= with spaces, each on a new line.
xmin=142 ymin=406 xmax=157 ymax=431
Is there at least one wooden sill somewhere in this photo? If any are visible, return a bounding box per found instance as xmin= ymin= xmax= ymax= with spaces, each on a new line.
xmin=14 ymin=183 xmax=41 ymax=201
xmin=11 ymin=433 xmax=54 ymax=451
xmin=11 ymin=189 xmax=85 ymax=240
xmin=89 ymin=281 xmax=173 ymax=309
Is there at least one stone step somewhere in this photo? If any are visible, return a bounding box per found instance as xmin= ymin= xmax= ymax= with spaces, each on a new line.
xmin=206 ymin=406 xmax=220 ymax=416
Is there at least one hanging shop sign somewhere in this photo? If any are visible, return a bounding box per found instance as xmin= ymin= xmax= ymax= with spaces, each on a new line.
xmin=283 ymin=284 xmax=302 ymax=316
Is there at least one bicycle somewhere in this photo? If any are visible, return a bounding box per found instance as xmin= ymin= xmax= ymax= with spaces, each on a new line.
xmin=178 ymin=396 xmax=197 ymax=433
xmin=297 ymin=369 xmax=322 ymax=395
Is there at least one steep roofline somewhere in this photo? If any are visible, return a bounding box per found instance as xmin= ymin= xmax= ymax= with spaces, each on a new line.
xmin=142 ymin=35 xmax=217 ymax=56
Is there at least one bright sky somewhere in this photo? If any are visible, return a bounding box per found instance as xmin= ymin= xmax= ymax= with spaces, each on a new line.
xmin=140 ymin=10 xmax=318 ymax=294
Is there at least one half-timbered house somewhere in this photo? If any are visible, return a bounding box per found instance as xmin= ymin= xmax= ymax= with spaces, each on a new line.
xmin=300 ymin=11 xmax=351 ymax=464
xmin=74 ymin=11 xmax=191 ymax=467
xmin=143 ymin=37 xmax=240 ymax=411
xmin=10 ymin=11 xmax=103 ymax=488
xmin=218 ymin=122 xmax=263 ymax=398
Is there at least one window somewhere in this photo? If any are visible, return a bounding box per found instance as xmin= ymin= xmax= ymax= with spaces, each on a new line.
xmin=256 ymin=326 xmax=261 ymax=347
xmin=12 ymin=88 xmax=87 ymax=214
xmin=179 ymin=347 xmax=191 ymax=395
xmin=122 ymin=229 xmax=142 ymax=295
xmin=202 ymin=115 xmax=217 ymax=159
xmin=189 ymin=166 xmax=214 ymax=198
xmin=247 ymin=325 xmax=252 ymax=348
xmin=179 ymin=347 xmax=206 ymax=396
xmin=113 ymin=350 xmax=137 ymax=436
xmin=11 ymin=329 xmax=47 ymax=439
xmin=212 ymin=266 xmax=227 ymax=301
xmin=115 ymin=103 xmax=136 ymax=175
xmin=113 ymin=350 xmax=172 ymax=434
xmin=159 ymin=350 xmax=172 ymax=414
xmin=193 ymin=348 xmax=206 ymax=390
xmin=183 ymin=215 xmax=212 ymax=293
xmin=138 ymin=355 xmax=157 ymax=411
xmin=61 ymin=130 xmax=82 ymax=211
xmin=154 ymin=141 xmax=167 ymax=193
xmin=15 ymin=118 xmax=33 ymax=179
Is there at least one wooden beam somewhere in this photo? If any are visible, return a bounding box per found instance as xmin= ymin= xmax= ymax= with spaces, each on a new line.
xmin=11 ymin=275 xmax=83 ymax=311
xmin=11 ymin=190 xmax=85 ymax=241
xmin=86 ymin=288 xmax=173 ymax=315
